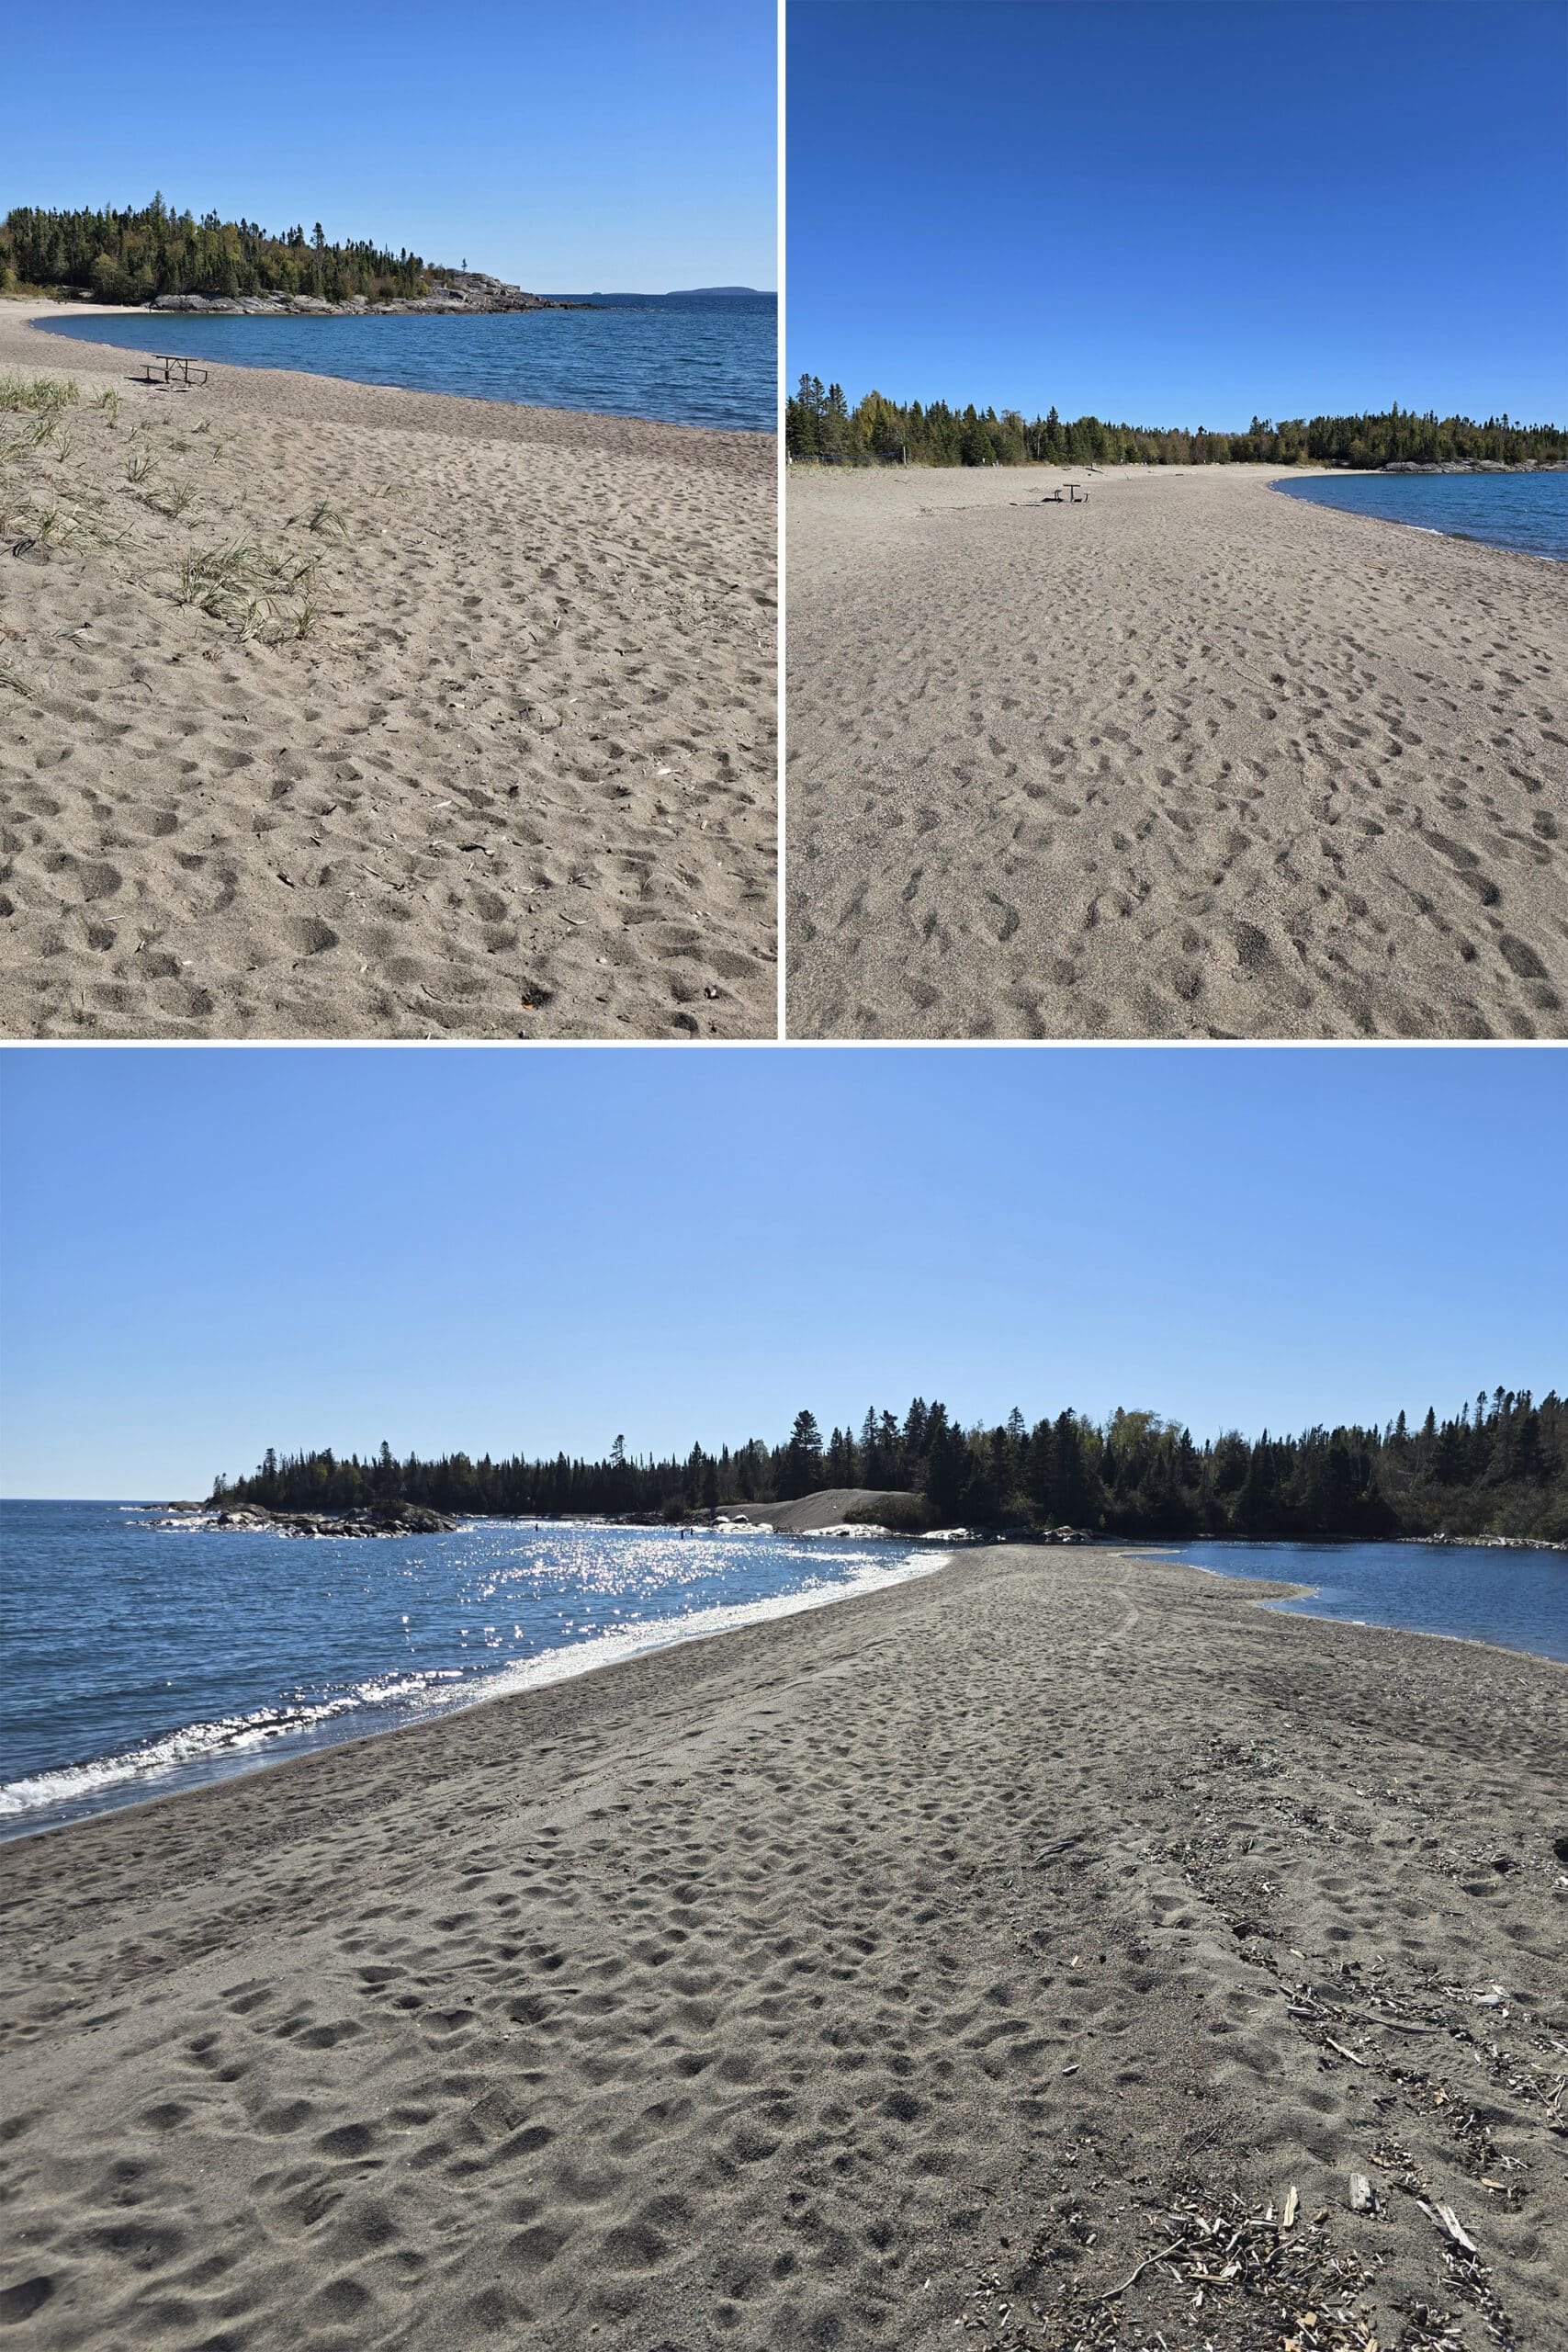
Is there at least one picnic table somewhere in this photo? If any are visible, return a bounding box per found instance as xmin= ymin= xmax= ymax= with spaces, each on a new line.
xmin=140 ymin=355 xmax=209 ymax=388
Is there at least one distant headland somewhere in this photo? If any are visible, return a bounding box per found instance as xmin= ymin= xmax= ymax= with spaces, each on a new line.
xmin=0 ymin=199 xmax=581 ymax=314
xmin=206 ymin=1385 xmax=1566 ymax=1546
xmin=568 ymin=287 xmax=773 ymax=300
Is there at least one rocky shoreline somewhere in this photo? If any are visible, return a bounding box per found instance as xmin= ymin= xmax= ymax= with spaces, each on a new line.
xmin=152 ymin=1500 xmax=457 ymax=1538
xmin=1404 ymin=1529 xmax=1568 ymax=1552
xmin=1378 ymin=458 xmax=1566 ymax=472
xmin=146 ymin=269 xmax=583 ymax=318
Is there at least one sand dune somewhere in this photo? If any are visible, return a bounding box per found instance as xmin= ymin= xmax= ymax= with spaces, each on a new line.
xmin=727 ymin=1487 xmax=911 ymax=1531
xmin=786 ymin=465 xmax=1568 ymax=1038
xmin=2 ymin=1544 xmax=1562 ymax=2351
xmin=0 ymin=307 xmax=776 ymax=1037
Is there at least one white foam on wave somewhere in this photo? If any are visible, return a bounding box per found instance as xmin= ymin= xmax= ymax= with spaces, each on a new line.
xmin=0 ymin=1544 xmax=950 ymax=1828
xmin=0 ymin=1666 xmax=466 ymax=1821
xmin=461 ymin=1544 xmax=951 ymax=1705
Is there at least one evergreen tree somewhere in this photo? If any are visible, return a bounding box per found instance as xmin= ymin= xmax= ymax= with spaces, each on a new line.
xmin=216 ymin=1386 xmax=1566 ymax=1544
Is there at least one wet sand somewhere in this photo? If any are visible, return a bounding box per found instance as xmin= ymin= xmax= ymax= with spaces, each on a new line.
xmin=2 ymin=1543 xmax=1563 ymax=2351
xmin=786 ymin=464 xmax=1568 ymax=1038
xmin=0 ymin=305 xmax=776 ymax=1037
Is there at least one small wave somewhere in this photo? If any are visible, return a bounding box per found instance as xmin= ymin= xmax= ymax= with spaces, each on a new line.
xmin=460 ymin=1544 xmax=948 ymax=1705
xmin=0 ymin=1664 xmax=471 ymax=1821
xmin=0 ymin=1545 xmax=948 ymax=1831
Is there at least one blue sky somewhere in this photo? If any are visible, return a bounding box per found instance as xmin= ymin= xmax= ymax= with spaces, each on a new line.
xmin=2 ymin=1047 xmax=1562 ymax=1497
xmin=788 ymin=0 xmax=1567 ymax=426
xmin=3 ymin=0 xmax=775 ymax=292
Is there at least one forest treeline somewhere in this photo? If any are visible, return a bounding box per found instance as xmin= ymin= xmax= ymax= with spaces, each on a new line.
xmin=787 ymin=377 xmax=1568 ymax=469
xmin=213 ymin=1385 xmax=1566 ymax=1543
xmin=1 ymin=199 xmax=427 ymax=305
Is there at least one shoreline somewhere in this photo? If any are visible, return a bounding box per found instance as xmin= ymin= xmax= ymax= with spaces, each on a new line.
xmin=1268 ymin=472 xmax=1566 ymax=566
xmin=0 ymin=1529 xmax=950 ymax=1845
xmin=5 ymin=1527 xmax=1562 ymax=1850
xmin=15 ymin=300 xmax=774 ymax=443
xmin=1148 ymin=1548 xmax=1568 ymax=1670
xmin=2 ymin=1540 xmax=1562 ymax=2350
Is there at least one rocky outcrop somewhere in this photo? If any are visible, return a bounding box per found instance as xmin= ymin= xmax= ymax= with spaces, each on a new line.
xmin=163 ymin=1500 xmax=457 ymax=1537
xmin=1405 ymin=1530 xmax=1568 ymax=1552
xmin=149 ymin=274 xmax=580 ymax=319
xmin=1380 ymin=459 xmax=1567 ymax=473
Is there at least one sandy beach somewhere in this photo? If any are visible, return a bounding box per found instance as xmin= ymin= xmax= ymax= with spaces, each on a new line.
xmin=0 ymin=305 xmax=776 ymax=1037
xmin=786 ymin=465 xmax=1568 ymax=1039
xmin=2 ymin=1543 xmax=1562 ymax=2351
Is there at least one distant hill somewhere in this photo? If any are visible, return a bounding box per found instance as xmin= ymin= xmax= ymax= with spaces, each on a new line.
xmin=557 ymin=287 xmax=773 ymax=302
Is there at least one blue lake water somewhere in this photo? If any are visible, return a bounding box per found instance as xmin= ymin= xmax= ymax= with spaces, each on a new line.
xmin=0 ymin=1501 xmax=931 ymax=1838
xmin=37 ymin=293 xmax=777 ymax=435
xmin=1274 ymin=471 xmax=1568 ymax=560
xmin=1157 ymin=1538 xmax=1567 ymax=1663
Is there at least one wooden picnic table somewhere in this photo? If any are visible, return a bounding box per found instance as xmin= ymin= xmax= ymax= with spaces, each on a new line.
xmin=141 ymin=355 xmax=209 ymax=387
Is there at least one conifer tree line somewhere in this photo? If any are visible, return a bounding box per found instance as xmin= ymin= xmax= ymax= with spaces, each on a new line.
xmin=1 ymin=199 xmax=427 ymax=306
xmin=787 ymin=377 xmax=1568 ymax=469
xmin=213 ymin=1385 xmax=1565 ymax=1543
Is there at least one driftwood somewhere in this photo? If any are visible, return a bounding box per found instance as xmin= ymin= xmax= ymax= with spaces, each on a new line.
xmin=1098 ymin=2234 xmax=1191 ymax=2300
xmin=1418 ymin=2199 xmax=1480 ymax=2254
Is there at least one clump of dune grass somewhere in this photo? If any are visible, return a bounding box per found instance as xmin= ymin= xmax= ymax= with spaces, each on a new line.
xmin=29 ymin=500 xmax=120 ymax=552
xmin=289 ymin=500 xmax=348 ymax=539
xmin=125 ymin=447 xmax=154 ymax=484
xmin=96 ymin=389 xmax=122 ymax=424
xmin=177 ymin=538 xmax=321 ymax=640
xmin=178 ymin=537 xmax=270 ymax=610
xmin=0 ymin=375 xmax=78 ymax=414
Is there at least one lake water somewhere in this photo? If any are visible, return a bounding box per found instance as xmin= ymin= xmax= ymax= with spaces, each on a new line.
xmin=0 ymin=1501 xmax=932 ymax=1839
xmin=1157 ymin=1538 xmax=1567 ymax=1662
xmin=38 ymin=292 xmax=777 ymax=435
xmin=1273 ymin=470 xmax=1567 ymax=560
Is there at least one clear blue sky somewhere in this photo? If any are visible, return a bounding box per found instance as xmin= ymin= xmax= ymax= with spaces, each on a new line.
xmin=787 ymin=0 xmax=1567 ymax=425
xmin=3 ymin=1046 xmax=1562 ymax=1498
xmin=3 ymin=0 xmax=775 ymax=292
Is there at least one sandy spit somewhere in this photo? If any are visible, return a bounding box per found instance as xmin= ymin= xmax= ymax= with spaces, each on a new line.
xmin=0 ymin=305 xmax=776 ymax=1037
xmin=786 ymin=464 xmax=1568 ymax=1038
xmin=2 ymin=1543 xmax=1563 ymax=2350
